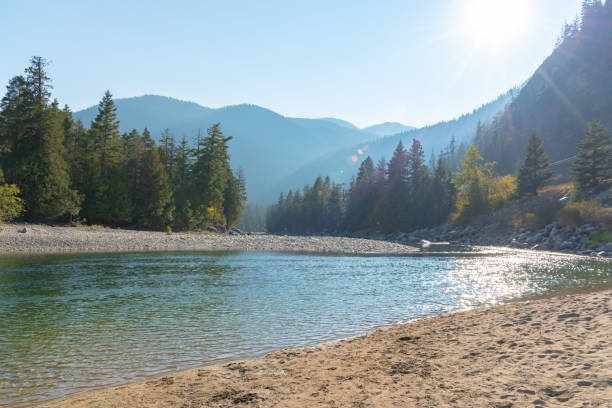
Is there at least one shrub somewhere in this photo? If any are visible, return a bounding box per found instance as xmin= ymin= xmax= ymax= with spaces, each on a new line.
xmin=560 ymin=200 xmax=612 ymax=229
xmin=0 ymin=181 xmax=24 ymax=223
xmin=589 ymin=230 xmax=611 ymax=247
xmin=166 ymin=226 xmax=172 ymax=235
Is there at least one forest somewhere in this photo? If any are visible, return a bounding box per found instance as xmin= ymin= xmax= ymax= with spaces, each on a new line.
xmin=0 ymin=57 xmax=246 ymax=230
xmin=267 ymin=124 xmax=611 ymax=234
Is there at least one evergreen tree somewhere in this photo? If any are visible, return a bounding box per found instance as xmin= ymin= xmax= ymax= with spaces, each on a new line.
xmin=382 ymin=141 xmax=408 ymax=231
xmin=345 ymin=156 xmax=376 ymax=231
xmin=516 ymin=130 xmax=553 ymax=197
xmin=123 ymin=129 xmax=145 ymax=207
xmin=223 ymin=167 xmax=247 ymax=229
xmin=0 ymin=57 xmax=79 ymax=218
xmin=159 ymin=128 xmax=175 ymax=179
xmin=82 ymin=91 xmax=131 ymax=224
xmin=570 ymin=122 xmax=612 ymax=194
xmin=134 ymin=130 xmax=174 ymax=228
xmin=405 ymin=139 xmax=430 ymax=229
xmin=192 ymin=123 xmax=232 ymax=223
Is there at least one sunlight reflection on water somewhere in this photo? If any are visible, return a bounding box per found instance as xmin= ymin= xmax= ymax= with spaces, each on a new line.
xmin=0 ymin=249 xmax=610 ymax=406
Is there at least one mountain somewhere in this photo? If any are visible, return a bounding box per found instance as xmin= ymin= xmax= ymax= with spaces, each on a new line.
xmin=270 ymin=89 xmax=515 ymax=199
xmin=476 ymin=1 xmax=612 ymax=176
xmin=73 ymin=96 xmax=373 ymax=203
xmin=362 ymin=122 xmax=415 ymax=138
xmin=319 ymin=117 xmax=360 ymax=130
xmin=74 ymin=95 xmax=213 ymax=133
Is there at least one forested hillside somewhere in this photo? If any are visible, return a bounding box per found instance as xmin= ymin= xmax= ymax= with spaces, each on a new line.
xmin=272 ymin=90 xmax=515 ymax=198
xmin=74 ymin=97 xmax=373 ymax=203
xmin=477 ymin=0 xmax=612 ymax=175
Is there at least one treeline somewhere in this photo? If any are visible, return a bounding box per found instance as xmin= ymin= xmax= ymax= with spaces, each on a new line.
xmin=268 ymin=123 xmax=611 ymax=234
xmin=268 ymin=139 xmax=459 ymax=233
xmin=0 ymin=57 xmax=246 ymax=230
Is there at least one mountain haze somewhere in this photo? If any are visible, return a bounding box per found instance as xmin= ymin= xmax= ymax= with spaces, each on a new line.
xmin=271 ymin=90 xmax=515 ymax=199
xmin=74 ymin=97 xmax=374 ymax=203
xmin=362 ymin=122 xmax=415 ymax=138
xmin=476 ymin=1 xmax=612 ymax=175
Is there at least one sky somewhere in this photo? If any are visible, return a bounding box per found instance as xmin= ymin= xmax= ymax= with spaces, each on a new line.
xmin=1 ymin=0 xmax=584 ymax=128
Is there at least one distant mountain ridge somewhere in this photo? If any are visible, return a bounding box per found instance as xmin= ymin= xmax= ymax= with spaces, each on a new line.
xmin=270 ymin=89 xmax=516 ymax=200
xmin=362 ymin=122 xmax=415 ymax=138
xmin=74 ymin=96 xmax=376 ymax=203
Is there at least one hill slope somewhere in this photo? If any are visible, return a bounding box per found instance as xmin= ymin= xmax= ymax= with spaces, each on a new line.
xmin=362 ymin=122 xmax=415 ymax=138
xmin=74 ymin=96 xmax=373 ymax=203
xmin=477 ymin=1 xmax=612 ymax=175
xmin=270 ymin=90 xmax=515 ymax=199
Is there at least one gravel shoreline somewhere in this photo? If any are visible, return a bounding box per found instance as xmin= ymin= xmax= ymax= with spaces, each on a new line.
xmin=0 ymin=224 xmax=419 ymax=255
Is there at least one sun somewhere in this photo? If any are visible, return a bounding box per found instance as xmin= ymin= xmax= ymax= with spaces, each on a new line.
xmin=461 ymin=0 xmax=530 ymax=53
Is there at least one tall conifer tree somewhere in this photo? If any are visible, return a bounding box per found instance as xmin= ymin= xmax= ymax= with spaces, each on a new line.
xmin=516 ymin=130 xmax=552 ymax=197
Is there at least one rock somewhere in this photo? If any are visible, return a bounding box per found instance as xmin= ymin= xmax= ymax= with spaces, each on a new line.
xmin=560 ymin=241 xmax=575 ymax=250
xmin=18 ymin=227 xmax=26 ymax=233
xmin=603 ymin=242 xmax=612 ymax=252
xmin=527 ymin=233 xmax=544 ymax=244
xmin=206 ymin=226 xmax=218 ymax=233
xmin=421 ymin=241 xmax=451 ymax=251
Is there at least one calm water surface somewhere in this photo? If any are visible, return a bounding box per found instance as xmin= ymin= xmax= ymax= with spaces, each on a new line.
xmin=0 ymin=249 xmax=611 ymax=406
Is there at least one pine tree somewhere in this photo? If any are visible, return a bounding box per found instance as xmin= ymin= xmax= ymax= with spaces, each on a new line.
xmin=517 ymin=130 xmax=553 ymax=197
xmin=405 ymin=139 xmax=430 ymax=229
xmin=345 ymin=156 xmax=376 ymax=231
xmin=223 ymin=167 xmax=247 ymax=229
xmin=134 ymin=131 xmax=174 ymax=228
xmin=570 ymin=122 xmax=612 ymax=194
xmin=82 ymin=91 xmax=131 ymax=224
xmin=0 ymin=57 xmax=79 ymax=218
xmin=159 ymin=128 xmax=175 ymax=179
xmin=191 ymin=123 xmax=232 ymax=223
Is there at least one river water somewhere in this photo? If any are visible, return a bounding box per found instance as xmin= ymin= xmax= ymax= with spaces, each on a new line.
xmin=0 ymin=249 xmax=610 ymax=406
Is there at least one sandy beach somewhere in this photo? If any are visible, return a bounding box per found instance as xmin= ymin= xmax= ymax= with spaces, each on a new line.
xmin=30 ymin=288 xmax=612 ymax=408
xmin=0 ymin=224 xmax=418 ymax=255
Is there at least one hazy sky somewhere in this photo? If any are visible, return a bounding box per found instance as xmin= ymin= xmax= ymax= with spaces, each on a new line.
xmin=1 ymin=0 xmax=584 ymax=128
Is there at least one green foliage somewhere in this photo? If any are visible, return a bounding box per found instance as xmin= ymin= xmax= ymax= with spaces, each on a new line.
xmin=269 ymin=138 xmax=457 ymax=234
xmin=0 ymin=57 xmax=246 ymax=231
xmin=0 ymin=170 xmax=24 ymax=222
xmin=223 ymin=168 xmax=247 ymax=229
xmin=589 ymin=230 xmax=611 ymax=247
xmin=134 ymin=134 xmax=174 ymax=228
xmin=166 ymin=226 xmax=172 ymax=235
xmin=560 ymin=200 xmax=612 ymax=229
xmin=570 ymin=122 xmax=612 ymax=195
xmin=0 ymin=57 xmax=80 ymax=219
xmin=452 ymin=146 xmax=516 ymax=224
xmin=517 ymin=130 xmax=552 ymax=197
xmin=267 ymin=176 xmax=344 ymax=234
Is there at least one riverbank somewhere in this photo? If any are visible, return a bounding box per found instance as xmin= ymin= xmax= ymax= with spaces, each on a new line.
xmin=33 ymin=288 xmax=612 ymax=407
xmin=0 ymin=224 xmax=418 ymax=255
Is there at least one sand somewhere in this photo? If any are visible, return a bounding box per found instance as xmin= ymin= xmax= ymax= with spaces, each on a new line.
xmin=0 ymin=224 xmax=418 ymax=255
xmin=32 ymin=289 xmax=612 ymax=408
